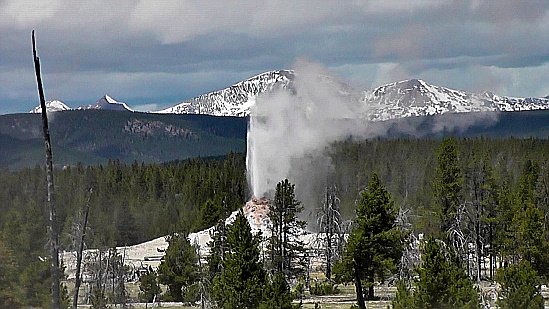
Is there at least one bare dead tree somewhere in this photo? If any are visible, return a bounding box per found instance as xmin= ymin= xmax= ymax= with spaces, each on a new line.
xmin=32 ymin=30 xmax=61 ymax=309
xmin=396 ymin=205 xmax=420 ymax=283
xmin=195 ymin=240 xmax=211 ymax=309
xmin=315 ymin=184 xmax=345 ymax=280
xmin=73 ymin=188 xmax=93 ymax=309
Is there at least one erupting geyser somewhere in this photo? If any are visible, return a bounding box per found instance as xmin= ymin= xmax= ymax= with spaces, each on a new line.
xmin=245 ymin=59 xmax=368 ymax=205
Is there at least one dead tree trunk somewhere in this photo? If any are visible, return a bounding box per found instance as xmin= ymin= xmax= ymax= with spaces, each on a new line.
xmin=73 ymin=189 xmax=93 ymax=309
xmin=32 ymin=30 xmax=61 ymax=309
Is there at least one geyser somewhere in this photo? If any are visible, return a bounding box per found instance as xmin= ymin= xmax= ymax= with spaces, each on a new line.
xmin=245 ymin=59 xmax=499 ymax=211
xmin=245 ymin=59 xmax=371 ymax=205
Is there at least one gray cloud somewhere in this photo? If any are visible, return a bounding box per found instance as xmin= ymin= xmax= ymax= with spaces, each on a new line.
xmin=1 ymin=0 xmax=548 ymax=114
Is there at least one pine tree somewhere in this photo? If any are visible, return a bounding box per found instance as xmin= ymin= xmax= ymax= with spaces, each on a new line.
xmin=259 ymin=273 xmax=295 ymax=309
xmin=392 ymin=279 xmax=414 ymax=309
xmin=412 ymin=237 xmax=479 ymax=309
xmin=0 ymin=239 xmax=21 ymax=308
xmin=337 ymin=173 xmax=403 ymax=308
xmin=433 ymin=138 xmax=463 ymax=234
xmin=268 ymin=179 xmax=307 ymax=280
xmin=496 ymin=260 xmax=544 ymax=309
xmin=138 ymin=267 xmax=160 ymax=303
xmin=206 ymin=219 xmax=227 ymax=283
xmin=506 ymin=160 xmax=549 ymax=277
xmin=157 ymin=232 xmax=199 ymax=302
xmin=198 ymin=198 xmax=222 ymax=231
xmin=212 ymin=210 xmax=266 ymax=309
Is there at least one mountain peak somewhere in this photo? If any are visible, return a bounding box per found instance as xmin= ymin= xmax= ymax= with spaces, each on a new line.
xmin=400 ymin=78 xmax=425 ymax=87
xmin=154 ymin=70 xmax=294 ymax=116
xmin=79 ymin=94 xmax=133 ymax=112
xmin=30 ymin=100 xmax=71 ymax=113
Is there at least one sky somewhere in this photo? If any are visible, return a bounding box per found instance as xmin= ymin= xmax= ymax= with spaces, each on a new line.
xmin=1 ymin=0 xmax=548 ymax=114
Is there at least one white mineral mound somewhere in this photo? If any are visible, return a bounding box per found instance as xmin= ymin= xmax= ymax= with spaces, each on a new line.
xmin=63 ymin=198 xmax=316 ymax=278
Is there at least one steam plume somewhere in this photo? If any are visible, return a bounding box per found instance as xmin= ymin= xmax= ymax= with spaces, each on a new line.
xmin=246 ymin=59 xmax=497 ymax=210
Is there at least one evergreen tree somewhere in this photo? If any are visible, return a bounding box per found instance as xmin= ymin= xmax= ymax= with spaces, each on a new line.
xmin=198 ymin=198 xmax=222 ymax=231
xmin=206 ymin=219 xmax=227 ymax=283
xmin=212 ymin=210 xmax=266 ymax=309
xmin=337 ymin=173 xmax=403 ymax=308
xmin=259 ymin=273 xmax=296 ymax=309
xmin=268 ymin=179 xmax=307 ymax=280
xmin=496 ymin=260 xmax=544 ymax=309
xmin=392 ymin=279 xmax=414 ymax=309
xmin=138 ymin=267 xmax=161 ymax=303
xmin=157 ymin=232 xmax=199 ymax=302
xmin=433 ymin=138 xmax=463 ymax=234
xmin=411 ymin=237 xmax=479 ymax=309
xmin=0 ymin=239 xmax=21 ymax=308
xmin=507 ymin=160 xmax=549 ymax=277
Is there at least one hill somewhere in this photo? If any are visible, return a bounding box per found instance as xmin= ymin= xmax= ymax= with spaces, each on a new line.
xmin=2 ymin=109 xmax=549 ymax=170
xmin=0 ymin=110 xmax=246 ymax=169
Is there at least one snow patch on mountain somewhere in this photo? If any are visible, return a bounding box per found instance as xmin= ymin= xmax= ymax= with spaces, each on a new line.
xmin=155 ymin=70 xmax=294 ymax=116
xmin=30 ymin=100 xmax=71 ymax=113
xmin=363 ymin=79 xmax=549 ymax=121
xmin=78 ymin=94 xmax=133 ymax=112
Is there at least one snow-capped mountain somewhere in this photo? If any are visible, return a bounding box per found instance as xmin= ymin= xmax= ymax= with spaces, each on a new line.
xmin=155 ymin=70 xmax=294 ymax=116
xmin=30 ymin=100 xmax=71 ymax=113
xmin=363 ymin=79 xmax=549 ymax=121
xmin=155 ymin=71 xmax=549 ymax=120
xmin=79 ymin=94 xmax=133 ymax=112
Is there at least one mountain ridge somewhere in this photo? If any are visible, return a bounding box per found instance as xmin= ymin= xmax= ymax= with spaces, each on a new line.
xmin=78 ymin=94 xmax=133 ymax=112
xmin=28 ymin=71 xmax=549 ymax=119
xmin=150 ymin=71 xmax=549 ymax=120
xmin=30 ymin=94 xmax=133 ymax=113
xmin=363 ymin=78 xmax=549 ymax=121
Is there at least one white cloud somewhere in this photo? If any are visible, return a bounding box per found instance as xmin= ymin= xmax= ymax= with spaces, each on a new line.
xmin=1 ymin=0 xmax=61 ymax=28
xmin=133 ymin=103 xmax=159 ymax=112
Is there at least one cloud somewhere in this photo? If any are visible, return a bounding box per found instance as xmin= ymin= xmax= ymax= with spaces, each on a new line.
xmin=1 ymin=1 xmax=549 ymax=114
xmin=133 ymin=103 xmax=159 ymax=112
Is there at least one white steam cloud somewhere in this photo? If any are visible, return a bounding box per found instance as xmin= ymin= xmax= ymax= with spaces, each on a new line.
xmin=246 ymin=59 xmax=498 ymax=209
xmin=247 ymin=60 xmax=374 ymax=203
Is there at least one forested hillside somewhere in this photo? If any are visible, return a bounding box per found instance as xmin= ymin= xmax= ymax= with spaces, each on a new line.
xmin=0 ymin=110 xmax=246 ymax=169
xmin=2 ymin=137 xmax=549 ymax=306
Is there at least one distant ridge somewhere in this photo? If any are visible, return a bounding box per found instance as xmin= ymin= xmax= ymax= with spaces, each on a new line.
xmin=27 ymin=72 xmax=549 ymax=120
xmin=364 ymin=79 xmax=549 ymax=121
xmin=78 ymin=94 xmax=133 ymax=112
xmin=30 ymin=95 xmax=133 ymax=113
